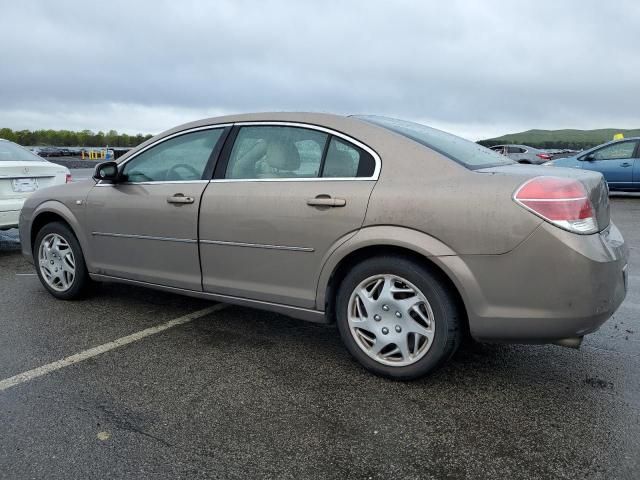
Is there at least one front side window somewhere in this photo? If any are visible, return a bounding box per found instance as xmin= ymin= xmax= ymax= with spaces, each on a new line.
xmin=226 ymin=126 xmax=328 ymax=179
xmin=122 ymin=129 xmax=224 ymax=182
xmin=591 ymin=141 xmax=637 ymax=161
xmin=358 ymin=115 xmax=514 ymax=169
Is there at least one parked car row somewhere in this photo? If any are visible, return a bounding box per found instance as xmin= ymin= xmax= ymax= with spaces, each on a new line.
xmin=545 ymin=137 xmax=640 ymax=191
xmin=31 ymin=146 xmax=80 ymax=157
xmin=490 ymin=140 xmax=639 ymax=190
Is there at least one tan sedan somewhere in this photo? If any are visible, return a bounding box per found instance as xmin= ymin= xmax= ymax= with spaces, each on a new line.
xmin=19 ymin=113 xmax=628 ymax=379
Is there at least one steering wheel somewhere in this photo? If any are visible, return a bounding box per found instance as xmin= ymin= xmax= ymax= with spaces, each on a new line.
xmin=165 ymin=163 xmax=201 ymax=181
xmin=125 ymin=170 xmax=154 ymax=182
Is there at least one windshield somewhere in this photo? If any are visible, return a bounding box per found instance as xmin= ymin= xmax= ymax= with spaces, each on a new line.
xmin=0 ymin=141 xmax=45 ymax=162
xmin=357 ymin=115 xmax=514 ymax=169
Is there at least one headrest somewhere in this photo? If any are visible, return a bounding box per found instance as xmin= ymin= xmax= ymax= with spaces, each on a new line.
xmin=323 ymin=150 xmax=356 ymax=177
xmin=265 ymin=140 xmax=300 ymax=171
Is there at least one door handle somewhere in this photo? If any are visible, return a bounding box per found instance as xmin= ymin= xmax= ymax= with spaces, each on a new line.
xmin=621 ymin=162 xmax=632 ymax=167
xmin=167 ymin=194 xmax=195 ymax=204
xmin=306 ymin=196 xmax=347 ymax=207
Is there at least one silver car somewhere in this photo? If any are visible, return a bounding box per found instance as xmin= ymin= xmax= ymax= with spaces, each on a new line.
xmin=19 ymin=113 xmax=628 ymax=380
xmin=489 ymin=144 xmax=552 ymax=164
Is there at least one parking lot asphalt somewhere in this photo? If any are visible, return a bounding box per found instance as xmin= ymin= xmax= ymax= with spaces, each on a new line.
xmin=0 ymin=197 xmax=639 ymax=479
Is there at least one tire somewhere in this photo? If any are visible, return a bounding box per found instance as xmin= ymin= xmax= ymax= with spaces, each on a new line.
xmin=34 ymin=221 xmax=91 ymax=300
xmin=336 ymin=255 xmax=462 ymax=380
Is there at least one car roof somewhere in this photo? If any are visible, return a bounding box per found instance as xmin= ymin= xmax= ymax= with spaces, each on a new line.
xmin=493 ymin=144 xmax=538 ymax=149
xmin=115 ymin=112 xmax=478 ymax=176
xmin=122 ymin=112 xmax=391 ymax=163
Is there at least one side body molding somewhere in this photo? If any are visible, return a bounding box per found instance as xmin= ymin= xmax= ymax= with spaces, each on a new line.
xmin=315 ymin=225 xmax=461 ymax=309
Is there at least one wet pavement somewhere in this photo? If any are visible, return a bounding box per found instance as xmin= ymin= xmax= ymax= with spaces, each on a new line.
xmin=0 ymin=197 xmax=638 ymax=479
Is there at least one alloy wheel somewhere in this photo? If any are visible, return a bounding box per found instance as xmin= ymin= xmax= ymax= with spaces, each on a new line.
xmin=347 ymin=274 xmax=436 ymax=367
xmin=38 ymin=233 xmax=76 ymax=292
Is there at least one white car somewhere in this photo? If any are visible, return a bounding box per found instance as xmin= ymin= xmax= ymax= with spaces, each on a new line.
xmin=0 ymin=139 xmax=71 ymax=230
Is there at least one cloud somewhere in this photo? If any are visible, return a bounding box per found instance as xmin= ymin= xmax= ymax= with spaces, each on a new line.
xmin=1 ymin=0 xmax=638 ymax=139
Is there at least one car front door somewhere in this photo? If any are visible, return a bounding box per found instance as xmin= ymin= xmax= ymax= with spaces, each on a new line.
xmin=85 ymin=126 xmax=228 ymax=290
xmin=580 ymin=140 xmax=637 ymax=189
xmin=199 ymin=123 xmax=379 ymax=309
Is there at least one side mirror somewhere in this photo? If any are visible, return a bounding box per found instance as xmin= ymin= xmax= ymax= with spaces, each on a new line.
xmin=581 ymin=153 xmax=595 ymax=162
xmin=93 ymin=161 xmax=120 ymax=182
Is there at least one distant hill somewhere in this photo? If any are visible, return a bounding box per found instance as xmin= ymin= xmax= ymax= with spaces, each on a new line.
xmin=478 ymin=128 xmax=640 ymax=150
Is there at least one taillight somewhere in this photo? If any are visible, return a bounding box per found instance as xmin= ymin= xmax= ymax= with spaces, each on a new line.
xmin=536 ymin=153 xmax=552 ymax=160
xmin=514 ymin=176 xmax=597 ymax=234
xmin=65 ymin=174 xmax=72 ymax=183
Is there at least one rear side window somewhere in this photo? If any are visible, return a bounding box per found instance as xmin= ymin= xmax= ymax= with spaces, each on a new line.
xmin=0 ymin=141 xmax=43 ymax=162
xmin=322 ymin=137 xmax=375 ymax=178
xmin=358 ymin=115 xmax=514 ymax=169
xmin=224 ymin=125 xmax=377 ymax=180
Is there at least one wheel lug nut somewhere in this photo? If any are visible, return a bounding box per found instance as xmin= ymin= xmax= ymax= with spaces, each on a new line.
xmin=395 ymin=311 xmax=402 ymax=318
xmin=395 ymin=325 xmax=402 ymax=333
xmin=382 ymin=305 xmax=389 ymax=311
xmin=381 ymin=327 xmax=389 ymax=335
xmin=373 ymin=314 xmax=381 ymax=321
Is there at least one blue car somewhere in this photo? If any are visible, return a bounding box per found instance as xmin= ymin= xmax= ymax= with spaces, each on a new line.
xmin=547 ymin=137 xmax=640 ymax=191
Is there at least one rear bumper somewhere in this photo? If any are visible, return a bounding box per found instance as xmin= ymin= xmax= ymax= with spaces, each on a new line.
xmin=0 ymin=198 xmax=25 ymax=229
xmin=442 ymin=222 xmax=628 ymax=343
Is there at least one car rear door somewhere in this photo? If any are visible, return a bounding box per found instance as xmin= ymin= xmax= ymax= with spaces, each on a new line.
xmin=581 ymin=140 xmax=637 ymax=189
xmin=85 ymin=126 xmax=229 ymax=290
xmin=199 ymin=123 xmax=379 ymax=309
xmin=506 ymin=146 xmax=524 ymax=161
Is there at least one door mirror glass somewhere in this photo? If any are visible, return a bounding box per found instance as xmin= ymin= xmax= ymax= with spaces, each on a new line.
xmin=93 ymin=161 xmax=119 ymax=181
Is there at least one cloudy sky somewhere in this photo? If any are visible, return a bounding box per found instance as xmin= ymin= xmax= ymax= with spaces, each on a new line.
xmin=1 ymin=0 xmax=639 ymax=140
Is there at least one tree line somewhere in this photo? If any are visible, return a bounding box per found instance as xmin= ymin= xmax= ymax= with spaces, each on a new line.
xmin=0 ymin=128 xmax=153 ymax=147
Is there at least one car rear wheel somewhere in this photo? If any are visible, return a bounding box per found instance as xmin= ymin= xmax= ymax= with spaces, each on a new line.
xmin=336 ymin=256 xmax=462 ymax=380
xmin=34 ymin=222 xmax=91 ymax=300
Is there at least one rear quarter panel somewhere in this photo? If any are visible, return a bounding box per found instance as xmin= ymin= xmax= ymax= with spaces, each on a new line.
xmin=363 ymin=152 xmax=543 ymax=255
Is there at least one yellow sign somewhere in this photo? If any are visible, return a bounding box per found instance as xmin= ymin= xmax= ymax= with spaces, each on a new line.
xmin=613 ymin=133 xmax=624 ymax=140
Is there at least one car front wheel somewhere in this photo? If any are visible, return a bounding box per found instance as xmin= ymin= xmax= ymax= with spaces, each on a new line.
xmin=336 ymin=256 xmax=462 ymax=380
xmin=34 ymin=221 xmax=91 ymax=300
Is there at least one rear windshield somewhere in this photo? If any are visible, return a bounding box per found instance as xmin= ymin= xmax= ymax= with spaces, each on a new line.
xmin=0 ymin=141 xmax=44 ymax=162
xmin=357 ymin=115 xmax=514 ymax=169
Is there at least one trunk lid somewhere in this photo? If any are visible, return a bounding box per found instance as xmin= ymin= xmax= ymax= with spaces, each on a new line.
xmin=476 ymin=164 xmax=610 ymax=231
xmin=0 ymin=161 xmax=68 ymax=199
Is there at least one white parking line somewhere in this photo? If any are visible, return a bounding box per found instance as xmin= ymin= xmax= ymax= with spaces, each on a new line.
xmin=0 ymin=303 xmax=228 ymax=393
xmin=15 ymin=273 xmax=36 ymax=276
